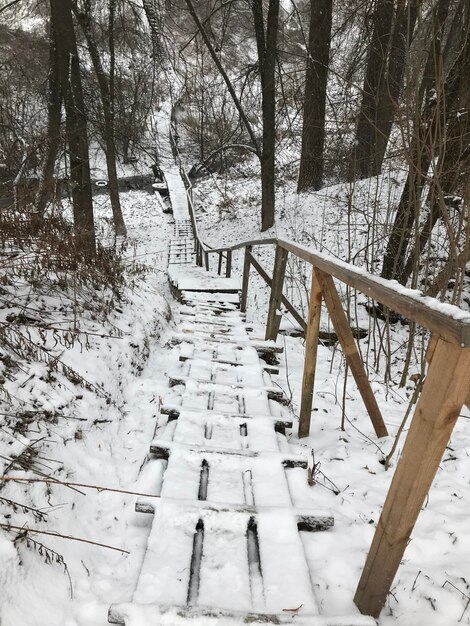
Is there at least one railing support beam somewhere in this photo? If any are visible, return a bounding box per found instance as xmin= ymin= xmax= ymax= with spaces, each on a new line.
xmin=226 ymin=250 xmax=232 ymax=278
xmin=265 ymin=245 xmax=288 ymax=341
xmin=299 ymin=267 xmax=322 ymax=438
xmin=354 ymin=338 xmax=470 ymax=617
xmin=240 ymin=246 xmax=252 ymax=313
xmin=316 ymin=269 xmax=388 ymax=437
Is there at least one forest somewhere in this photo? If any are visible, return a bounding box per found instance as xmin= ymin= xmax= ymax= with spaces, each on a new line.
xmin=0 ymin=0 xmax=469 ymax=624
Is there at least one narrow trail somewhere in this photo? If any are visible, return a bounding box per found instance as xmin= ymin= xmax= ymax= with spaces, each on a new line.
xmin=108 ymin=132 xmax=375 ymax=626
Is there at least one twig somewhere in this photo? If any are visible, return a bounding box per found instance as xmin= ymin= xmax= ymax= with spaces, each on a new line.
xmin=1 ymin=523 xmax=129 ymax=553
xmin=0 ymin=475 xmax=162 ymax=499
xmin=384 ymin=375 xmax=425 ymax=470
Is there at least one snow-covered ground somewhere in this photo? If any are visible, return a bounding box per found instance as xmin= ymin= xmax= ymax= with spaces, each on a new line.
xmin=0 ymin=168 xmax=469 ymax=626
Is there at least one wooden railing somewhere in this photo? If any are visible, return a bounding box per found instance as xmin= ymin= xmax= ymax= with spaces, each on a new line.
xmin=169 ymin=122 xmax=470 ymax=619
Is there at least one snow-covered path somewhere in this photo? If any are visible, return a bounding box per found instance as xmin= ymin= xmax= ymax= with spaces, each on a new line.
xmin=108 ymin=214 xmax=375 ymax=626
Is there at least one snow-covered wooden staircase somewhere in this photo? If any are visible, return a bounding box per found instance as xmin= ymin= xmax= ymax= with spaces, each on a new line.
xmin=108 ymin=172 xmax=375 ymax=625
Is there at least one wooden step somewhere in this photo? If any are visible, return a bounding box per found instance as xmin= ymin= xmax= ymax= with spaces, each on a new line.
xmin=172 ymin=358 xmax=276 ymax=386
xmin=178 ymin=355 xmax=279 ymax=375
xmin=134 ymin=496 xmax=334 ymax=531
xmin=109 ymin=603 xmax=375 ymax=626
xmin=160 ymin=405 xmax=291 ymax=431
xmin=109 ymin=503 xmax=321 ymax=618
xmin=168 ymin=376 xmax=287 ymax=404
xmin=156 ymin=409 xmax=286 ymax=452
xmin=170 ymin=334 xmax=283 ymax=354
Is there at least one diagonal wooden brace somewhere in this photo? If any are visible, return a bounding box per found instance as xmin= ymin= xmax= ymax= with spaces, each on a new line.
xmin=315 ymin=269 xmax=388 ymax=438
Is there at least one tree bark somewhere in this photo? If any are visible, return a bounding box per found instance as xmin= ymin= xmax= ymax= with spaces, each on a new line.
xmin=352 ymin=0 xmax=394 ymax=180
xmin=297 ymin=0 xmax=333 ymax=192
xmin=252 ymin=0 xmax=280 ymax=231
xmin=36 ymin=21 xmax=62 ymax=216
xmin=372 ymin=0 xmax=419 ymax=175
xmin=50 ymin=0 xmax=95 ymax=254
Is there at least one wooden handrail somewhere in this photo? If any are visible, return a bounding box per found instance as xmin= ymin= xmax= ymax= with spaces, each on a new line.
xmin=169 ymin=125 xmax=470 ymax=347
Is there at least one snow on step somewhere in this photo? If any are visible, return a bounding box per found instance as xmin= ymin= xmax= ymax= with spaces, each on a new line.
xmin=170 ymin=335 xmax=283 ymax=356
xmin=168 ymin=377 xmax=285 ymax=406
xmin=135 ymin=497 xmax=334 ymax=530
xmin=178 ymin=341 xmax=269 ymax=366
xmin=169 ymin=265 xmax=241 ymax=293
xmin=160 ymin=405 xmax=292 ymax=431
xmin=112 ymin=505 xmax=317 ymax=616
xmin=169 ymin=358 xmax=272 ymax=388
xmin=155 ymin=409 xmax=283 ymax=451
xmin=165 ymin=376 xmax=279 ymax=415
xmin=181 ymin=291 xmax=241 ymax=305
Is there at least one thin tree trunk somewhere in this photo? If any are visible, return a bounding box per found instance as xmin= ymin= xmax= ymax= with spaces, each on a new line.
xmin=352 ymin=0 xmax=394 ymax=180
xmin=50 ymin=0 xmax=95 ymax=254
xmin=383 ymin=1 xmax=469 ymax=284
xmin=297 ymin=0 xmax=333 ymax=192
xmin=36 ymin=21 xmax=62 ymax=216
xmin=252 ymin=0 xmax=280 ymax=231
xmin=373 ymin=0 xmax=419 ymax=175
xmin=381 ymin=0 xmax=451 ymax=281
xmin=72 ymin=1 xmax=127 ymax=237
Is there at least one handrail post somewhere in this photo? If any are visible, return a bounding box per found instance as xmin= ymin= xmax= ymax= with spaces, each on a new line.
xmin=240 ymin=246 xmax=252 ymax=313
xmin=226 ymin=250 xmax=232 ymax=278
xmin=265 ymin=244 xmax=288 ymax=342
xmin=196 ymin=241 xmax=203 ymax=267
xmin=354 ymin=338 xmax=470 ymax=617
xmin=204 ymin=250 xmax=210 ymax=271
xmin=217 ymin=252 xmax=223 ymax=275
xmin=298 ymin=267 xmax=322 ymax=438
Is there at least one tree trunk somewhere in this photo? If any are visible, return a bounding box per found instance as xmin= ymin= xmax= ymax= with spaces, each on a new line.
xmin=297 ymin=0 xmax=333 ymax=192
xmin=252 ymin=0 xmax=280 ymax=231
xmin=352 ymin=0 xmax=394 ymax=180
xmin=372 ymin=0 xmax=419 ymax=175
xmin=36 ymin=21 xmax=62 ymax=216
xmin=50 ymin=0 xmax=95 ymax=254
xmin=72 ymin=1 xmax=127 ymax=237
xmin=381 ymin=0 xmax=464 ymax=283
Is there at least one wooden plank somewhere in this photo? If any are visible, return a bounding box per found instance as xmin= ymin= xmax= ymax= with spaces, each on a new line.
xmin=226 ymin=249 xmax=232 ymax=278
xmin=240 ymin=245 xmax=252 ymax=313
xmin=298 ymin=268 xmax=322 ymax=438
xmin=191 ymin=236 xmax=470 ymax=345
xmin=265 ymin=245 xmax=288 ymax=341
xmin=248 ymin=252 xmax=307 ymax=330
xmin=354 ymin=338 xmax=470 ymax=617
xmin=278 ymin=239 xmax=470 ymax=346
xmin=316 ymin=269 xmax=388 ymax=438
xmin=109 ymin=603 xmax=375 ymax=625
